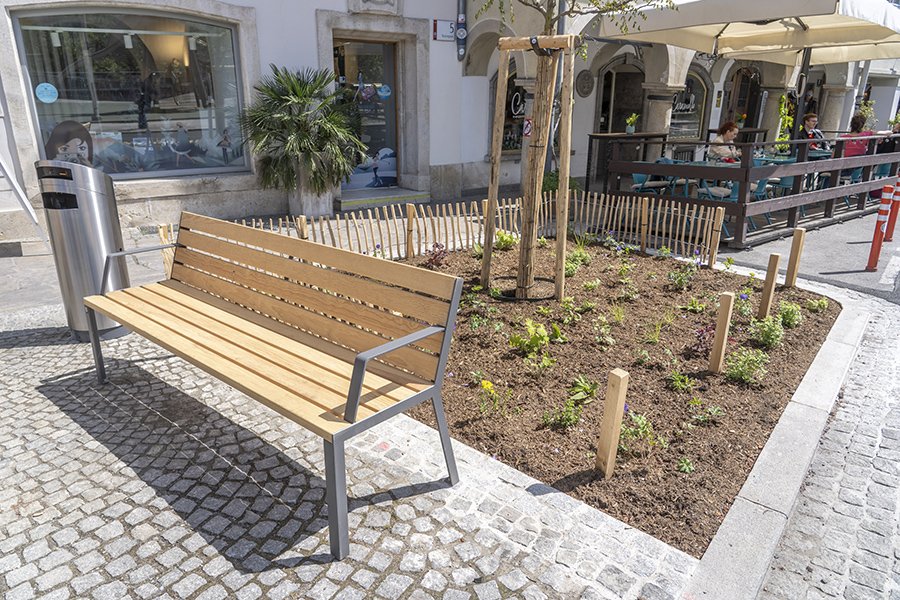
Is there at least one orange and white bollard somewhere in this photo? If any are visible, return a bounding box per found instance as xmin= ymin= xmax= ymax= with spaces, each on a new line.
xmin=885 ymin=183 xmax=900 ymax=242
xmin=865 ymin=185 xmax=895 ymax=271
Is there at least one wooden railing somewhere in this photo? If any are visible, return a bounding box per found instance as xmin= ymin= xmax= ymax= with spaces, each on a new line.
xmin=607 ymin=135 xmax=900 ymax=247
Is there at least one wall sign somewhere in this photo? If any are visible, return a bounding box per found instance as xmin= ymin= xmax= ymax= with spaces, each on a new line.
xmin=433 ymin=20 xmax=455 ymax=41
xmin=576 ymin=70 xmax=594 ymax=98
xmin=523 ymin=119 xmax=532 ymax=137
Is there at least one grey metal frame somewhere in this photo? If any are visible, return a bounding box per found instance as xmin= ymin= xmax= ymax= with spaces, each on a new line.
xmin=85 ymin=252 xmax=464 ymax=561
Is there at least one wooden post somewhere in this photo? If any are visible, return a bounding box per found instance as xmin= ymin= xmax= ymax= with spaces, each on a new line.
xmin=554 ymin=46 xmax=575 ymax=301
xmin=296 ymin=216 xmax=309 ymax=240
xmin=757 ymin=253 xmax=782 ymax=319
xmin=707 ymin=207 xmax=725 ymax=267
xmin=480 ymin=49 xmax=510 ymax=287
xmin=406 ymin=203 xmax=415 ymax=259
xmin=784 ymin=228 xmax=806 ymax=287
xmin=517 ymin=50 xmax=560 ymax=297
xmin=709 ymin=292 xmax=735 ymax=374
xmin=640 ymin=196 xmax=649 ymax=253
xmin=595 ymin=368 xmax=629 ymax=479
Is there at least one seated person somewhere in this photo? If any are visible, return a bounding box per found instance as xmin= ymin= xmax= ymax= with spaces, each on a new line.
xmin=798 ymin=113 xmax=829 ymax=150
xmin=838 ymin=113 xmax=875 ymax=158
xmin=708 ymin=121 xmax=741 ymax=161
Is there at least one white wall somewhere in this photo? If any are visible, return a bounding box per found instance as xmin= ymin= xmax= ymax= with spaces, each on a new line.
xmin=430 ymin=28 xmax=464 ymax=165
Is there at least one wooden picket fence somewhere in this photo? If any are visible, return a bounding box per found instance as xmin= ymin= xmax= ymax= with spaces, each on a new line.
xmin=158 ymin=192 xmax=724 ymax=268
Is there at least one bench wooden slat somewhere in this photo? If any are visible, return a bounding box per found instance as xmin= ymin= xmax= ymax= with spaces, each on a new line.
xmin=171 ymin=262 xmax=441 ymax=378
xmin=158 ymin=280 xmax=434 ymax=389
xmin=104 ymin=288 xmax=395 ymax=422
xmin=130 ymin=285 xmax=425 ymax=414
xmin=142 ymin=282 xmax=429 ymax=401
xmin=85 ymin=294 xmax=351 ymax=441
xmin=174 ymin=232 xmax=446 ymax=351
xmin=179 ymin=211 xmax=459 ymax=298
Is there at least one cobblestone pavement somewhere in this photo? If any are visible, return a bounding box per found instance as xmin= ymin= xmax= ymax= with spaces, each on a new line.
xmin=0 ymin=309 xmax=695 ymax=600
xmin=756 ymin=289 xmax=900 ymax=600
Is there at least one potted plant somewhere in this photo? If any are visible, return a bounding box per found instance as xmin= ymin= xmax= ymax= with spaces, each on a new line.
xmin=625 ymin=113 xmax=640 ymax=134
xmin=735 ymin=113 xmax=747 ymax=129
xmin=239 ymin=65 xmax=366 ymax=217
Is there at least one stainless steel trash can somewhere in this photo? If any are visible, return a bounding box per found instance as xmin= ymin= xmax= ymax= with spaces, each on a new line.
xmin=37 ymin=160 xmax=130 ymax=341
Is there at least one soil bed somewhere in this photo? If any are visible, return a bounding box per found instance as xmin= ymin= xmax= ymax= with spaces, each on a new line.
xmin=404 ymin=240 xmax=839 ymax=558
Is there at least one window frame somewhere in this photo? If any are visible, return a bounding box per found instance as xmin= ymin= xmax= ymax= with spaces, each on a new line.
xmin=13 ymin=6 xmax=248 ymax=180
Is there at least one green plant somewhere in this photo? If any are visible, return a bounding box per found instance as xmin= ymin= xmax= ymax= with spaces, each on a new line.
xmin=618 ymin=283 xmax=640 ymax=302
xmin=488 ymin=286 xmax=502 ymax=298
xmin=538 ymin=236 xmax=548 ymax=248
xmin=609 ymin=302 xmax=626 ymax=325
xmin=565 ymin=261 xmax=578 ymax=277
xmin=568 ymin=375 xmax=599 ymax=402
xmin=677 ymin=457 xmax=695 ymax=474
xmin=668 ymin=262 xmax=699 ymax=290
xmin=859 ymin=100 xmax=878 ymax=131
xmin=620 ymin=411 xmax=668 ymax=458
xmin=535 ymin=305 xmax=553 ymax=317
xmin=668 ymin=369 xmax=696 ymax=393
xmin=806 ymin=298 xmax=829 ymax=313
xmin=779 ymin=301 xmax=803 ymax=329
xmin=679 ymin=297 xmax=706 ymax=313
xmin=549 ymin=323 xmax=568 ymax=343
xmin=239 ymin=65 xmax=366 ymax=195
xmin=560 ymin=297 xmax=580 ymax=325
xmin=524 ymin=352 xmax=556 ymax=378
xmin=593 ymin=316 xmax=616 ymax=350
xmin=725 ymin=348 xmax=770 ymax=384
xmin=470 ymin=370 xmax=486 ymax=384
xmin=776 ymin=94 xmax=794 ymax=153
xmin=472 ymin=242 xmax=484 ymax=259
xmin=476 ymin=380 xmax=518 ymax=417
xmin=643 ymin=320 xmax=663 ymax=344
xmin=509 ymin=319 xmax=549 ymax=357
xmin=723 ymin=257 xmax=735 ymax=271
xmin=657 ymin=246 xmax=673 ymax=258
xmin=542 ymin=398 xmax=584 ymax=429
xmin=735 ymin=287 xmax=754 ymax=317
xmin=634 ymin=349 xmax=651 ymax=364
xmin=579 ymin=300 xmax=597 ymax=313
xmin=693 ymin=406 xmax=724 ymax=424
xmin=626 ymin=112 xmax=640 ymax=127
xmin=494 ymin=230 xmax=517 ymax=251
xmin=750 ymin=316 xmax=784 ymax=348
xmin=583 ymin=278 xmax=602 ymax=291
xmin=470 ymin=314 xmax=488 ymax=331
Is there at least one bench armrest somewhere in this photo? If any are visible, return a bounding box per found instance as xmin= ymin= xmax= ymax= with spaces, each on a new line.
xmin=100 ymin=244 xmax=178 ymax=294
xmin=344 ymin=325 xmax=445 ymax=423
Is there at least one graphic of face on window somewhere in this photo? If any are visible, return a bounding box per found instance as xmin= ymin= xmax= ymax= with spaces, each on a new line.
xmin=45 ymin=121 xmax=94 ymax=167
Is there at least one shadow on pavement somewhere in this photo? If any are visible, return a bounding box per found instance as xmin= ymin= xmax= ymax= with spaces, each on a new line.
xmin=38 ymin=360 xmax=339 ymax=572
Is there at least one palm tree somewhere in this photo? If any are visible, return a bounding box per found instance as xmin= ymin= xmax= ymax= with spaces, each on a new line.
xmin=239 ymin=65 xmax=365 ymax=212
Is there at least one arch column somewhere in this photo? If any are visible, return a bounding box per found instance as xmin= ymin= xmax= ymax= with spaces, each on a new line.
xmin=821 ymin=84 xmax=855 ymax=132
xmin=641 ymin=83 xmax=682 ymax=160
xmin=759 ymin=87 xmax=789 ymax=144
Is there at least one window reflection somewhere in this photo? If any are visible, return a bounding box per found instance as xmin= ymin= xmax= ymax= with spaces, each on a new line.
xmin=20 ymin=13 xmax=244 ymax=176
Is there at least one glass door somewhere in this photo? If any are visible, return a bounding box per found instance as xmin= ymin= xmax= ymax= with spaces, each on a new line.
xmin=334 ymin=40 xmax=398 ymax=190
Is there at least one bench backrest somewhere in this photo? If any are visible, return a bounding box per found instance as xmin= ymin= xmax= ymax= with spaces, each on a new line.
xmin=170 ymin=212 xmax=462 ymax=382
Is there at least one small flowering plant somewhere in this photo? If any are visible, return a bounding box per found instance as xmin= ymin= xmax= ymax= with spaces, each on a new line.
xmin=626 ymin=112 xmax=640 ymax=127
xmin=735 ymin=113 xmax=747 ymax=124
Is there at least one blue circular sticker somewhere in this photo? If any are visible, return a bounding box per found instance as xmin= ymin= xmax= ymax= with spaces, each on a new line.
xmin=377 ymin=84 xmax=392 ymax=99
xmin=35 ymin=83 xmax=58 ymax=104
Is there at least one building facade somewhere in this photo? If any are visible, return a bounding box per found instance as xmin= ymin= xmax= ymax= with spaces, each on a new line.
xmin=0 ymin=0 xmax=898 ymax=240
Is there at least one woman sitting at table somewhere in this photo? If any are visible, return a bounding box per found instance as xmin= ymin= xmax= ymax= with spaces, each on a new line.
xmin=838 ymin=113 xmax=875 ymax=158
xmin=708 ymin=121 xmax=741 ymax=161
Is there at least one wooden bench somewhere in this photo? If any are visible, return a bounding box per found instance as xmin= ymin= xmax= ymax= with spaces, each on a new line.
xmin=83 ymin=212 xmax=463 ymax=559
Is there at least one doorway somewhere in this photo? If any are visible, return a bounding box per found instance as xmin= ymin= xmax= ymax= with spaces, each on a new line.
xmin=334 ymin=40 xmax=398 ymax=191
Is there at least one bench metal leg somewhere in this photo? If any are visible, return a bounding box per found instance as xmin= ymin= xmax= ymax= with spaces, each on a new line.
xmin=85 ymin=307 xmax=108 ymax=384
xmin=323 ymin=439 xmax=349 ymax=560
xmin=432 ymin=394 xmax=459 ymax=485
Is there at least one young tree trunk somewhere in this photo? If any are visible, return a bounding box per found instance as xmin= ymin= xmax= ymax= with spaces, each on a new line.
xmin=516 ymin=51 xmax=559 ymax=298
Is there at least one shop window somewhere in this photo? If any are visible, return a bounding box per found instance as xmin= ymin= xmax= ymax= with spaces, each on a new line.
xmin=670 ymin=72 xmax=707 ymax=140
xmin=18 ymin=12 xmax=244 ymax=177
